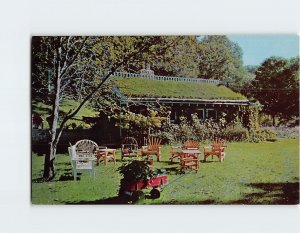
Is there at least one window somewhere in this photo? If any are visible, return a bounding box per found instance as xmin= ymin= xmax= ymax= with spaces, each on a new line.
xmin=206 ymin=109 xmax=216 ymax=119
xmin=197 ymin=109 xmax=205 ymax=120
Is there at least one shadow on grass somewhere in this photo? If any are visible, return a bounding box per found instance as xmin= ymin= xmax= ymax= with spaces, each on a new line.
xmin=59 ymin=173 xmax=76 ymax=181
xmin=32 ymin=103 xmax=51 ymax=113
xmin=227 ymin=182 xmax=299 ymax=205
xmin=32 ymin=177 xmax=48 ymax=183
xmin=158 ymin=199 xmax=217 ymax=205
xmin=66 ymin=196 xmax=218 ymax=205
xmin=200 ymin=160 xmax=215 ymax=163
xmin=66 ymin=196 xmax=129 ymax=204
xmin=66 ymin=194 xmax=158 ymax=204
xmin=55 ymin=161 xmax=71 ymax=165
xmin=164 ymin=167 xmax=180 ymax=175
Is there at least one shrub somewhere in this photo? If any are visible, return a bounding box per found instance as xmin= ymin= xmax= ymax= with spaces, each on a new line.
xmin=178 ymin=116 xmax=195 ymax=141
xmin=150 ymin=110 xmax=280 ymax=143
xmin=261 ymin=129 xmax=277 ymax=141
xmin=248 ymin=129 xmax=264 ymax=143
xmin=224 ymin=125 xmax=249 ymax=142
xmin=247 ymin=129 xmax=277 ymax=143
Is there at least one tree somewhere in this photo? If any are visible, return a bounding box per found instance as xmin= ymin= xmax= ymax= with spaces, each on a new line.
xmin=32 ymin=36 xmax=173 ymax=180
xmin=120 ymin=36 xmax=199 ymax=78
xmin=197 ymin=36 xmax=248 ymax=86
xmin=280 ymin=57 xmax=299 ymax=119
xmin=153 ymin=36 xmax=199 ymax=77
xmin=252 ymin=56 xmax=299 ymax=125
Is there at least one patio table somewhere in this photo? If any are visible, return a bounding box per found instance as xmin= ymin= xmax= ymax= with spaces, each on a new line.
xmin=179 ymin=149 xmax=201 ymax=157
xmin=178 ymin=149 xmax=201 ymax=172
xmin=96 ymin=148 xmax=116 ymax=166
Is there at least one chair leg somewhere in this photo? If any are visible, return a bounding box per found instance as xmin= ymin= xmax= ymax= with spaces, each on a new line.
xmin=74 ymin=171 xmax=77 ymax=181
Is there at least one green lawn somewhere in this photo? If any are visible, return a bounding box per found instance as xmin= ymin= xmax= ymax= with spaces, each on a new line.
xmin=31 ymin=139 xmax=299 ymax=204
xmin=32 ymin=99 xmax=98 ymax=128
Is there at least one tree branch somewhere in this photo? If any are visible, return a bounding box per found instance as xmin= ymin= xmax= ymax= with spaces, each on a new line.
xmin=54 ymin=39 xmax=156 ymax=141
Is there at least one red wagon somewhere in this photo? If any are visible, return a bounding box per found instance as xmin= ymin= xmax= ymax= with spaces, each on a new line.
xmin=120 ymin=175 xmax=168 ymax=200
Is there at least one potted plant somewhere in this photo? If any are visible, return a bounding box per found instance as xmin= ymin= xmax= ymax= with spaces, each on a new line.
xmin=118 ymin=160 xmax=167 ymax=201
xmin=118 ymin=160 xmax=150 ymax=200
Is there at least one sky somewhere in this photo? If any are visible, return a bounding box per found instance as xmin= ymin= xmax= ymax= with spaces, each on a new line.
xmin=228 ymin=35 xmax=299 ymax=66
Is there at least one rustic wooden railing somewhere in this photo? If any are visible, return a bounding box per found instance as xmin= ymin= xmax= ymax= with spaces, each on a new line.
xmin=112 ymin=71 xmax=221 ymax=85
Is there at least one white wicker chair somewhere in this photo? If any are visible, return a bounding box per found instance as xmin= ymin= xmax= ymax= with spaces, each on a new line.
xmin=68 ymin=139 xmax=98 ymax=180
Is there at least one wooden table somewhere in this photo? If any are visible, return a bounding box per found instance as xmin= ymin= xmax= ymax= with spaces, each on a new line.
xmin=97 ymin=148 xmax=116 ymax=166
xmin=179 ymin=149 xmax=200 ymax=157
xmin=178 ymin=149 xmax=200 ymax=173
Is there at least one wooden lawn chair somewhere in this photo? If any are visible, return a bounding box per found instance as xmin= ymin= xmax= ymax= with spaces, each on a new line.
xmin=182 ymin=140 xmax=200 ymax=150
xmin=203 ymin=138 xmax=226 ymax=162
xmin=141 ymin=137 xmax=162 ymax=162
xmin=121 ymin=137 xmax=139 ymax=160
xmin=170 ymin=145 xmax=182 ymax=162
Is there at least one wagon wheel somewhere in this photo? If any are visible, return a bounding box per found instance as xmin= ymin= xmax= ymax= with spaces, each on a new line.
xmin=131 ymin=190 xmax=145 ymax=203
xmin=150 ymin=188 xmax=160 ymax=199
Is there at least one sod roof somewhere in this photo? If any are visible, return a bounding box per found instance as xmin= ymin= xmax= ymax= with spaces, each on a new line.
xmin=112 ymin=77 xmax=247 ymax=100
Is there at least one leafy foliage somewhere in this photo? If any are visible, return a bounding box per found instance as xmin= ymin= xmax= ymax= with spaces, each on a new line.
xmin=252 ymin=57 xmax=299 ymax=123
xmin=197 ymin=36 xmax=249 ymax=86
xmin=154 ymin=36 xmax=199 ymax=77
xmin=151 ymin=106 xmax=277 ymax=143
xmin=118 ymin=160 xmax=151 ymax=183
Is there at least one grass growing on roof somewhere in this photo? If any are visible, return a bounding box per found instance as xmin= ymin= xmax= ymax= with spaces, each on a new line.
xmin=112 ymin=77 xmax=247 ymax=100
xmin=31 ymin=139 xmax=299 ymax=204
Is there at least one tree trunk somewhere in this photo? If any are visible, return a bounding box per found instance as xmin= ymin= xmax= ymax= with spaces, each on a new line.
xmin=43 ymin=147 xmax=55 ymax=180
xmin=43 ymin=56 xmax=62 ymax=180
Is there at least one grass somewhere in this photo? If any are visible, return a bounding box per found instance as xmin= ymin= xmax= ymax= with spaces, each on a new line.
xmin=32 ymin=99 xmax=98 ymax=128
xmin=31 ymin=139 xmax=299 ymax=205
xmin=112 ymin=77 xmax=247 ymax=100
